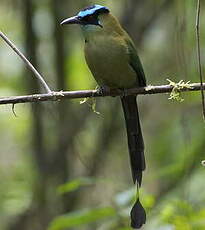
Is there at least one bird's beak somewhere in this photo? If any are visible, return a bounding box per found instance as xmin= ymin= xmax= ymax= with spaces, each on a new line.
xmin=60 ymin=16 xmax=81 ymax=25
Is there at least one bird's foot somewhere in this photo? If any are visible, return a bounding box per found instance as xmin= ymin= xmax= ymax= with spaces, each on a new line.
xmin=96 ymin=85 xmax=110 ymax=96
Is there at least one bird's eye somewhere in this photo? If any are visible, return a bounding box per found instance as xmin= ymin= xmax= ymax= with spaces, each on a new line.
xmin=84 ymin=15 xmax=95 ymax=21
xmin=82 ymin=14 xmax=100 ymax=26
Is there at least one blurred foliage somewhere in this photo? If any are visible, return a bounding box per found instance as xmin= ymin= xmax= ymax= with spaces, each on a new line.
xmin=57 ymin=177 xmax=96 ymax=194
xmin=160 ymin=199 xmax=205 ymax=229
xmin=48 ymin=207 xmax=116 ymax=230
xmin=0 ymin=0 xmax=205 ymax=230
xmin=49 ymin=178 xmax=155 ymax=230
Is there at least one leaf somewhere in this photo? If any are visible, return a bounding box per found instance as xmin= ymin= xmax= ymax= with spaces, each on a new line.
xmin=57 ymin=177 xmax=95 ymax=194
xmin=48 ymin=207 xmax=116 ymax=230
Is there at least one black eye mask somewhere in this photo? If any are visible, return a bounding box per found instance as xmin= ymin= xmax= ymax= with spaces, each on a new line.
xmin=80 ymin=15 xmax=100 ymax=26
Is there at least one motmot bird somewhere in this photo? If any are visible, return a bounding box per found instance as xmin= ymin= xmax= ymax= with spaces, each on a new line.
xmin=61 ymin=5 xmax=146 ymax=228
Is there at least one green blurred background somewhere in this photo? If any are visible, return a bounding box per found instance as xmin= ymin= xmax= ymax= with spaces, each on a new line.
xmin=0 ymin=0 xmax=205 ymax=229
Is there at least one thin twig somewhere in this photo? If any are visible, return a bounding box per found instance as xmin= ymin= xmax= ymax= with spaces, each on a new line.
xmin=12 ymin=104 xmax=17 ymax=117
xmin=0 ymin=82 xmax=204 ymax=105
xmin=196 ymin=0 xmax=205 ymax=120
xmin=0 ymin=31 xmax=52 ymax=93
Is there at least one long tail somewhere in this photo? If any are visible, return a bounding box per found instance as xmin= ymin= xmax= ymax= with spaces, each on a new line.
xmin=121 ymin=95 xmax=145 ymax=185
xmin=121 ymin=95 xmax=146 ymax=229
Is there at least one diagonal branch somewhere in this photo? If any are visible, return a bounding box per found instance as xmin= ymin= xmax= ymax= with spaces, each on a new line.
xmin=0 ymin=31 xmax=52 ymax=93
xmin=0 ymin=82 xmax=204 ymax=105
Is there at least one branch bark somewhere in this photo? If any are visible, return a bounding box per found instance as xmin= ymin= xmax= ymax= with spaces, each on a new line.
xmin=0 ymin=82 xmax=204 ymax=105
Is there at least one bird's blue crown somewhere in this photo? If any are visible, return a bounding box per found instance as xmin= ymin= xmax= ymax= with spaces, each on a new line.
xmin=78 ymin=5 xmax=109 ymax=18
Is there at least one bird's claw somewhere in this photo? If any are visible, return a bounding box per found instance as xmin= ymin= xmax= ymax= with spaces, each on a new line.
xmin=96 ymin=85 xmax=110 ymax=96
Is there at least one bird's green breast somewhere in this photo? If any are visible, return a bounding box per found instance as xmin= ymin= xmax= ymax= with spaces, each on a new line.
xmin=84 ymin=34 xmax=138 ymax=89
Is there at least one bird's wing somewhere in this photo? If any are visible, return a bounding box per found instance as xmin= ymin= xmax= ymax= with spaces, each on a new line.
xmin=126 ymin=39 xmax=146 ymax=87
